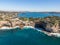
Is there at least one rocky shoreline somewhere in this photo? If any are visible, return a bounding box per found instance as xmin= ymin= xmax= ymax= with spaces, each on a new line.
xmin=0 ymin=11 xmax=60 ymax=37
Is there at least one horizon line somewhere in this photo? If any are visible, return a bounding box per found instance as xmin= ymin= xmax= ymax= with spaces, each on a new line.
xmin=0 ymin=10 xmax=60 ymax=12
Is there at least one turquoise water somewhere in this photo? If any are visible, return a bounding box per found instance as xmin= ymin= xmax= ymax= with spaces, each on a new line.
xmin=0 ymin=28 xmax=60 ymax=45
xmin=18 ymin=12 xmax=60 ymax=18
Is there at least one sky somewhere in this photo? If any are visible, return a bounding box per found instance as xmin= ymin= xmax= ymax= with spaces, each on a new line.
xmin=0 ymin=0 xmax=60 ymax=12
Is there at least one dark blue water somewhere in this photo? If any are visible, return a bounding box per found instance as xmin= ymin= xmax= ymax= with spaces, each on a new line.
xmin=0 ymin=28 xmax=60 ymax=45
xmin=18 ymin=12 xmax=60 ymax=18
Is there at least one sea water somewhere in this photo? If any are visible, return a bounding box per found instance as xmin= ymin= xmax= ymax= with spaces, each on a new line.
xmin=18 ymin=12 xmax=60 ymax=18
xmin=0 ymin=28 xmax=60 ymax=45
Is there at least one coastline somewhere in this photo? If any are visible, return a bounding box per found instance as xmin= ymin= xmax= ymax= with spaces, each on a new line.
xmin=0 ymin=11 xmax=60 ymax=37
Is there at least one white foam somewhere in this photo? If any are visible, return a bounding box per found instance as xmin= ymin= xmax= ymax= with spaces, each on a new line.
xmin=23 ymin=26 xmax=34 ymax=28
xmin=49 ymin=33 xmax=60 ymax=37
xmin=0 ymin=26 xmax=19 ymax=30
xmin=35 ymin=28 xmax=60 ymax=38
xmin=1 ymin=27 xmax=10 ymax=29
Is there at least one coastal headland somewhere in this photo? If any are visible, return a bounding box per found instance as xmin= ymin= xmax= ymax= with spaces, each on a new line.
xmin=0 ymin=11 xmax=60 ymax=37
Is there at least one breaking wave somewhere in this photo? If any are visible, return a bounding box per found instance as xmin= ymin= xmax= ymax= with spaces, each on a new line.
xmin=0 ymin=27 xmax=59 ymax=45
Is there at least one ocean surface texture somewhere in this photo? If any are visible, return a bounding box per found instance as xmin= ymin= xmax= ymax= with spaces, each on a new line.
xmin=0 ymin=28 xmax=60 ymax=45
xmin=18 ymin=12 xmax=60 ymax=18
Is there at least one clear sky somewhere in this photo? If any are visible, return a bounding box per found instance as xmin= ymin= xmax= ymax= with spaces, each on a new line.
xmin=0 ymin=0 xmax=60 ymax=12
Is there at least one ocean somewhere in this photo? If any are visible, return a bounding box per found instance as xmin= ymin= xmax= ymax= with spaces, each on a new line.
xmin=18 ymin=12 xmax=60 ymax=18
xmin=0 ymin=12 xmax=60 ymax=45
xmin=0 ymin=28 xmax=60 ymax=45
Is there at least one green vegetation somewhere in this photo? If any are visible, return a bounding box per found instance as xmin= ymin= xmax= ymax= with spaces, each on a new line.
xmin=0 ymin=14 xmax=60 ymax=26
xmin=19 ymin=16 xmax=60 ymax=25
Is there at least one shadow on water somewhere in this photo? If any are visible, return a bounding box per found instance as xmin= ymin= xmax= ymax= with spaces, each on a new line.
xmin=0 ymin=28 xmax=60 ymax=45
